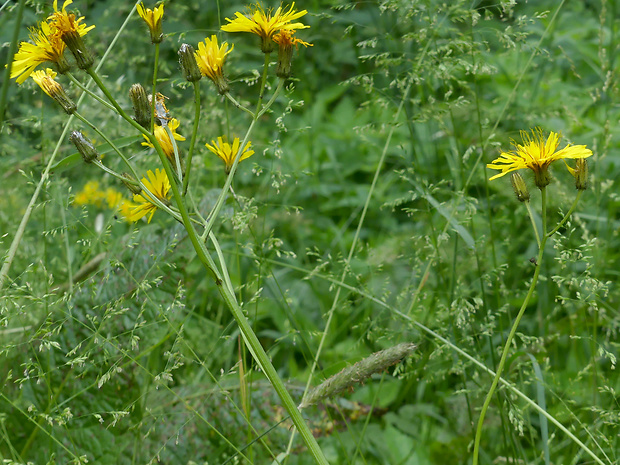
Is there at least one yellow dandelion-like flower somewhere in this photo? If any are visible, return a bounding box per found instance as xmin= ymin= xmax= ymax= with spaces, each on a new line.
xmin=221 ymin=2 xmax=309 ymax=52
xmin=195 ymin=35 xmax=233 ymax=93
xmin=273 ymin=29 xmax=312 ymax=48
xmin=10 ymin=21 xmax=68 ymax=84
xmin=47 ymin=0 xmax=95 ymax=68
xmin=206 ymin=136 xmax=254 ymax=173
xmin=122 ymin=169 xmax=171 ymax=223
xmin=47 ymin=0 xmax=95 ymax=37
xmin=31 ymin=68 xmax=60 ymax=98
xmin=137 ymin=2 xmax=164 ymax=43
xmin=141 ymin=118 xmax=186 ymax=160
xmin=73 ymin=180 xmax=103 ymax=207
xmin=487 ymin=128 xmax=593 ymax=188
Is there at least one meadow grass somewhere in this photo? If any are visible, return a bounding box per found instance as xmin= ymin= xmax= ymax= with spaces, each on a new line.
xmin=0 ymin=1 xmax=618 ymax=464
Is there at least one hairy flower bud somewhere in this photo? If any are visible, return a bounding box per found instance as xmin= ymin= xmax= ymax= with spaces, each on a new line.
xmin=178 ymin=44 xmax=202 ymax=82
xmin=69 ymin=130 xmax=99 ymax=163
xmin=129 ymin=83 xmax=151 ymax=128
xmin=121 ymin=173 xmax=142 ymax=195
xmin=31 ymin=68 xmax=76 ymax=114
xmin=573 ymin=158 xmax=588 ymax=190
xmin=510 ymin=172 xmax=530 ymax=202
xmin=62 ymin=30 xmax=94 ymax=69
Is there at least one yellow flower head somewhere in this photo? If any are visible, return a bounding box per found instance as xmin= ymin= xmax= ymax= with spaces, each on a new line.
xmin=487 ymin=128 xmax=593 ymax=188
xmin=273 ymin=29 xmax=312 ymax=48
xmin=195 ymin=35 xmax=233 ymax=92
xmin=206 ymin=136 xmax=254 ymax=173
xmin=47 ymin=0 xmax=95 ymax=37
xmin=73 ymin=180 xmax=123 ymax=209
xmin=10 ymin=21 xmax=68 ymax=84
xmin=122 ymin=169 xmax=171 ymax=223
xmin=137 ymin=3 xmax=164 ymax=43
xmin=141 ymin=118 xmax=186 ymax=160
xmin=221 ymin=2 xmax=309 ymax=52
xmin=31 ymin=68 xmax=61 ymax=97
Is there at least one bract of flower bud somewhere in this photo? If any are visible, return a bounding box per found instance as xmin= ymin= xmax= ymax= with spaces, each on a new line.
xmin=31 ymin=68 xmax=76 ymax=114
xmin=510 ymin=172 xmax=530 ymax=203
xmin=178 ymin=44 xmax=202 ymax=82
xmin=70 ymin=130 xmax=99 ymax=163
xmin=62 ymin=30 xmax=94 ymax=69
xmin=129 ymin=83 xmax=151 ymax=128
xmin=121 ymin=172 xmax=143 ymax=195
xmin=273 ymin=29 xmax=312 ymax=78
xmin=573 ymin=158 xmax=588 ymax=190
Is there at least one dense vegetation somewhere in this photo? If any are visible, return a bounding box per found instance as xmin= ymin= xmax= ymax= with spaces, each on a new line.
xmin=0 ymin=1 xmax=618 ymax=464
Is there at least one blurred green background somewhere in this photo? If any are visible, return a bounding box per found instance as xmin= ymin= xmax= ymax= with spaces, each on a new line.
xmin=0 ymin=1 xmax=618 ymax=464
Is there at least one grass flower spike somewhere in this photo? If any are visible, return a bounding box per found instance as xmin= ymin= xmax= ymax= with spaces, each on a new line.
xmin=195 ymin=35 xmax=233 ymax=93
xmin=206 ymin=136 xmax=254 ymax=173
xmin=10 ymin=21 xmax=69 ymax=84
xmin=487 ymin=128 xmax=593 ymax=188
xmin=137 ymin=2 xmax=164 ymax=43
xmin=122 ymin=169 xmax=171 ymax=223
xmin=141 ymin=118 xmax=186 ymax=160
xmin=221 ymin=2 xmax=309 ymax=53
xmin=47 ymin=0 xmax=96 ymax=69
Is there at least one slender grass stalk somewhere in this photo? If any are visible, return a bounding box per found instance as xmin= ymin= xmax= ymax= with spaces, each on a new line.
xmin=0 ymin=0 xmax=26 ymax=124
xmin=150 ymin=43 xmax=160 ymax=133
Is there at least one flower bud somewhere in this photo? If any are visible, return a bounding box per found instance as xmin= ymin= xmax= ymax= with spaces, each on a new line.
xmin=572 ymin=158 xmax=588 ymax=190
xmin=121 ymin=173 xmax=143 ymax=195
xmin=69 ymin=130 xmax=99 ymax=163
xmin=510 ymin=172 xmax=530 ymax=202
xmin=61 ymin=30 xmax=94 ymax=69
xmin=31 ymin=68 xmax=76 ymax=114
xmin=129 ymin=83 xmax=151 ymax=128
xmin=178 ymin=44 xmax=202 ymax=82
xmin=273 ymin=30 xmax=312 ymax=79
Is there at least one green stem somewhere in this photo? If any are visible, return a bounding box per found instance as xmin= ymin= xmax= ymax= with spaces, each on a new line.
xmin=183 ymin=82 xmax=202 ymax=195
xmin=150 ymin=43 xmax=160 ymax=133
xmin=67 ymin=73 xmax=116 ymax=111
xmin=0 ymin=0 xmax=26 ymax=124
xmin=164 ymin=124 xmax=183 ymax=180
xmin=547 ymin=190 xmax=583 ymax=237
xmin=524 ymin=200 xmax=541 ymax=248
xmin=472 ymin=186 xmax=549 ymax=465
xmin=225 ymin=92 xmax=254 ymax=117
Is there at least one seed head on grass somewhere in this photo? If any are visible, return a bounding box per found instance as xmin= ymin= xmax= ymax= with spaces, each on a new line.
xmin=300 ymin=343 xmax=416 ymax=409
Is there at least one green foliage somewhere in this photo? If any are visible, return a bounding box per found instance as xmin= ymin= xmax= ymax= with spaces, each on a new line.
xmin=1 ymin=0 xmax=619 ymax=464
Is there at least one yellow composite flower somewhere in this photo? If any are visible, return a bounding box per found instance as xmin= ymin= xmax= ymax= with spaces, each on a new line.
xmin=273 ymin=29 xmax=312 ymax=48
xmin=487 ymin=128 xmax=593 ymax=187
xmin=195 ymin=35 xmax=233 ymax=82
xmin=73 ymin=180 xmax=124 ymax=209
xmin=137 ymin=2 xmax=164 ymax=43
xmin=206 ymin=136 xmax=254 ymax=173
xmin=10 ymin=21 xmax=67 ymax=84
xmin=221 ymin=2 xmax=309 ymax=52
xmin=47 ymin=0 xmax=95 ymax=37
xmin=141 ymin=118 xmax=186 ymax=160
xmin=31 ymin=68 xmax=61 ymax=97
xmin=122 ymin=169 xmax=171 ymax=223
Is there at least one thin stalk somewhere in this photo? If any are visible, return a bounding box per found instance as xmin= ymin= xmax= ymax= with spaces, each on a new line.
xmin=182 ymin=82 xmax=202 ymax=195
xmin=150 ymin=43 xmax=160 ymax=133
xmin=0 ymin=0 xmax=26 ymax=124
xmin=164 ymin=124 xmax=183 ymax=180
xmin=472 ymin=186 xmax=549 ymax=465
xmin=67 ymin=73 xmax=116 ymax=111
xmin=524 ymin=200 xmax=541 ymax=248
xmin=547 ymin=190 xmax=583 ymax=237
xmin=225 ymin=92 xmax=254 ymax=117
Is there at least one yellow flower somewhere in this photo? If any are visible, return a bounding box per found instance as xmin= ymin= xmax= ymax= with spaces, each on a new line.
xmin=47 ymin=0 xmax=95 ymax=69
xmin=487 ymin=128 xmax=593 ymax=188
xmin=195 ymin=35 xmax=233 ymax=93
xmin=10 ymin=21 xmax=68 ymax=84
xmin=47 ymin=0 xmax=95 ymax=37
xmin=31 ymin=68 xmax=60 ymax=98
xmin=73 ymin=180 xmax=124 ymax=209
xmin=272 ymin=29 xmax=312 ymax=77
xmin=141 ymin=118 xmax=186 ymax=160
xmin=122 ymin=169 xmax=171 ymax=223
xmin=206 ymin=136 xmax=254 ymax=173
xmin=137 ymin=3 xmax=164 ymax=43
xmin=221 ymin=2 xmax=309 ymax=52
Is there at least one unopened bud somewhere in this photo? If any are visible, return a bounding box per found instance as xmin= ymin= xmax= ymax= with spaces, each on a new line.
xmin=61 ymin=30 xmax=94 ymax=69
xmin=70 ymin=130 xmax=99 ymax=163
xmin=129 ymin=84 xmax=151 ymax=128
xmin=178 ymin=44 xmax=202 ymax=82
xmin=573 ymin=158 xmax=588 ymax=190
xmin=121 ymin=173 xmax=142 ymax=195
xmin=510 ymin=172 xmax=530 ymax=202
xmin=31 ymin=68 xmax=76 ymax=114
